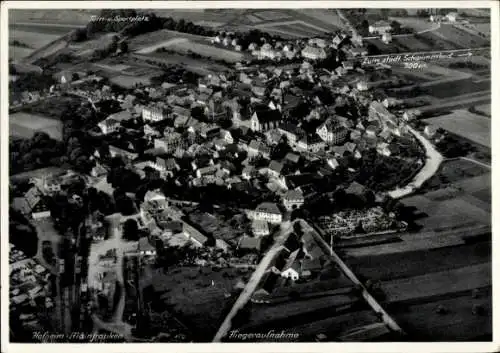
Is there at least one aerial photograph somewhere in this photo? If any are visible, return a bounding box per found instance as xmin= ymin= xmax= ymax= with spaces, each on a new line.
xmin=7 ymin=5 xmax=492 ymax=344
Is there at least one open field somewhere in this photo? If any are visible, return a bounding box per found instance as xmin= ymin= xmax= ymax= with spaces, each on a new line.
xmin=9 ymin=9 xmax=97 ymax=25
xmin=473 ymin=104 xmax=491 ymax=117
xmin=254 ymin=20 xmax=332 ymax=36
xmin=416 ymin=32 xmax=461 ymax=51
xmin=380 ymin=262 xmax=491 ymax=303
xmin=424 ymin=109 xmax=491 ymax=147
xmin=424 ymin=158 xmax=489 ymax=186
xmin=346 ymin=241 xmax=490 ymax=282
xmin=9 ymin=30 xmax=60 ymax=50
xmin=344 ymin=225 xmax=490 ymax=257
xmin=288 ymin=310 xmax=380 ymax=340
xmin=417 ymin=94 xmax=490 ymax=114
xmin=252 ymin=10 xmax=293 ymax=21
xmin=420 ymin=78 xmax=489 ymax=99
xmin=9 ymin=46 xmax=34 ymax=60
xmin=391 ymin=36 xmax=434 ymax=52
xmin=128 ymin=29 xmax=209 ymax=52
xmin=242 ymin=294 xmax=360 ymax=331
xmin=432 ymin=24 xmax=489 ymax=48
xmin=133 ymin=52 xmax=229 ymax=76
xmin=389 ymin=17 xmax=438 ymax=33
xmin=388 ymin=287 xmax=491 ymax=341
xmin=10 ymin=112 xmax=63 ymax=140
xmin=152 ymin=266 xmax=246 ymax=339
xmin=10 ymin=23 xmax=75 ymax=35
xmin=167 ymin=40 xmax=247 ymax=63
xmin=401 ymin=186 xmax=491 ymax=230
xmin=295 ymin=9 xmax=344 ymax=29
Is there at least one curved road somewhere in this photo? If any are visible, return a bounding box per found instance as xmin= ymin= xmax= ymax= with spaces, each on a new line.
xmin=388 ymin=126 xmax=443 ymax=199
xmin=213 ymin=220 xmax=293 ymax=342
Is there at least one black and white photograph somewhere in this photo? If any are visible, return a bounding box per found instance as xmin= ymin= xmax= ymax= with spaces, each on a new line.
xmin=2 ymin=1 xmax=497 ymax=350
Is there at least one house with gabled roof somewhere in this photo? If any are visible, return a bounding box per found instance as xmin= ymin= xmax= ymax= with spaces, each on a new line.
xmin=254 ymin=202 xmax=282 ymax=224
xmin=283 ymin=189 xmax=305 ymax=211
xmin=316 ymin=117 xmax=349 ymax=145
xmin=250 ymin=109 xmax=283 ymax=132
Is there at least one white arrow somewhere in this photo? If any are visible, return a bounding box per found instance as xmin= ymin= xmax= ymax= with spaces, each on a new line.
xmin=457 ymin=52 xmax=473 ymax=57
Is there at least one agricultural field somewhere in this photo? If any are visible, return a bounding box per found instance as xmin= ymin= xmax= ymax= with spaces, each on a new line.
xmin=424 ymin=109 xmax=491 ymax=147
xmin=128 ymin=29 xmax=208 ymax=52
xmin=433 ymin=24 xmax=490 ymax=48
xmin=241 ymin=294 xmax=361 ymax=331
xmin=346 ymin=241 xmax=491 ymax=282
xmin=472 ymin=104 xmax=491 ymax=117
xmin=288 ymin=310 xmax=381 ymax=341
xmin=389 ymin=287 xmax=492 ymax=341
xmin=134 ymin=52 xmax=229 ymax=76
xmin=9 ymin=46 xmax=34 ymax=60
xmin=9 ymin=9 xmax=97 ymax=25
xmin=166 ymin=39 xmax=247 ymax=63
xmin=379 ymin=262 xmax=491 ymax=303
xmin=391 ymin=36 xmax=434 ymax=52
xmin=388 ymin=17 xmax=439 ymax=33
xmin=10 ymin=23 xmax=75 ymax=35
xmin=420 ymin=78 xmax=490 ymax=99
xmin=364 ymin=38 xmax=401 ymax=54
xmin=10 ymin=112 xmax=63 ymax=140
xmin=295 ymin=9 xmax=344 ymax=29
xmin=415 ymin=32 xmax=462 ymax=51
xmin=424 ymin=158 xmax=490 ymax=188
xmin=151 ymin=266 xmax=248 ymax=339
xmin=251 ymin=10 xmax=293 ymax=22
xmin=9 ymin=30 xmax=60 ymax=50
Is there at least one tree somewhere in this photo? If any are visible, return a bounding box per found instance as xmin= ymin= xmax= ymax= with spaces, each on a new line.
xmin=123 ymin=219 xmax=139 ymax=241
xmin=390 ymin=20 xmax=402 ymax=34
xmin=71 ymin=27 xmax=87 ymax=42
xmin=119 ymin=41 xmax=128 ymax=53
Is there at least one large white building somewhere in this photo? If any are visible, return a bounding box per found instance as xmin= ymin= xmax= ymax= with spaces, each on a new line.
xmin=369 ymin=20 xmax=392 ymax=34
xmin=142 ymin=105 xmax=169 ymax=122
xmin=316 ymin=118 xmax=349 ymax=145
xmin=254 ymin=202 xmax=283 ymax=224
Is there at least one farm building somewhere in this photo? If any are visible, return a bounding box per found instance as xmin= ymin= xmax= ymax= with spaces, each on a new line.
xmin=369 ymin=20 xmax=392 ymax=34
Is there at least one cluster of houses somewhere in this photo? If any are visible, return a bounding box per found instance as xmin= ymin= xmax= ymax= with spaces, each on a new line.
xmin=10 ymin=244 xmax=52 ymax=332
xmin=253 ymin=229 xmax=325 ymax=299
xmin=429 ymin=11 xmax=459 ymax=23
xmin=211 ymin=31 xmax=356 ymax=62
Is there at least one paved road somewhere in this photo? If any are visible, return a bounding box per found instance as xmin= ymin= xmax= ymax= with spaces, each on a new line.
xmin=387 ymin=126 xmax=443 ymax=199
xmin=213 ymin=220 xmax=293 ymax=342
